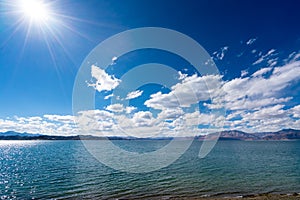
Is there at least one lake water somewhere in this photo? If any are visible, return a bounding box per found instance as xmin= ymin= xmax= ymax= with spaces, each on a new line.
xmin=0 ymin=140 xmax=299 ymax=199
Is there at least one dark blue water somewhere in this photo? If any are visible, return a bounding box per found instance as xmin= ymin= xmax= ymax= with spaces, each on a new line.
xmin=0 ymin=140 xmax=299 ymax=199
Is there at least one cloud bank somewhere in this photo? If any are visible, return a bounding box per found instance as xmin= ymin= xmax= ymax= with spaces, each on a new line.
xmin=1 ymin=53 xmax=300 ymax=137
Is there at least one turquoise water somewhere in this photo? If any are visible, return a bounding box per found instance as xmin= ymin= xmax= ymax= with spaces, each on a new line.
xmin=0 ymin=140 xmax=299 ymax=199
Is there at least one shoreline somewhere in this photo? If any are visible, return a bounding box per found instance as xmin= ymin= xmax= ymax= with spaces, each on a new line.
xmin=169 ymin=193 xmax=300 ymax=200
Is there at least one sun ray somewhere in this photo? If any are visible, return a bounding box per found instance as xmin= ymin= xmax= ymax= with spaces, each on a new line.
xmin=20 ymin=19 xmax=33 ymax=59
xmin=1 ymin=0 xmax=114 ymax=74
xmin=56 ymin=20 xmax=95 ymax=42
xmin=0 ymin=17 xmax=25 ymax=48
xmin=53 ymin=12 xmax=115 ymax=27
xmin=43 ymin=22 xmax=77 ymax=67
xmin=42 ymin=32 xmax=68 ymax=99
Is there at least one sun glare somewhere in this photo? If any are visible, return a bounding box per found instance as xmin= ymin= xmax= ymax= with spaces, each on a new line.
xmin=2 ymin=0 xmax=92 ymax=68
xmin=20 ymin=0 xmax=51 ymax=23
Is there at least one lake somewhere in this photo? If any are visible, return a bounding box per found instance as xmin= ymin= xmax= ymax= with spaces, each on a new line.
xmin=0 ymin=140 xmax=299 ymax=199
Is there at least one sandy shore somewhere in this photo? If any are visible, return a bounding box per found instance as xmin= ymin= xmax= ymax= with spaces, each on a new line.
xmin=168 ymin=193 xmax=300 ymax=200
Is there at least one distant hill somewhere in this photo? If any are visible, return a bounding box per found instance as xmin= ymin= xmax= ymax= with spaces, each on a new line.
xmin=0 ymin=131 xmax=98 ymax=140
xmin=215 ymin=129 xmax=300 ymax=140
xmin=219 ymin=130 xmax=261 ymax=140
xmin=259 ymin=129 xmax=300 ymax=140
xmin=0 ymin=129 xmax=300 ymax=140
xmin=0 ymin=131 xmax=137 ymax=140
xmin=0 ymin=131 xmax=42 ymax=137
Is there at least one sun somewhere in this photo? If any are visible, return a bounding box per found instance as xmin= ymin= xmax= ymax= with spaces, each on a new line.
xmin=19 ymin=0 xmax=51 ymax=23
xmin=2 ymin=0 xmax=91 ymax=67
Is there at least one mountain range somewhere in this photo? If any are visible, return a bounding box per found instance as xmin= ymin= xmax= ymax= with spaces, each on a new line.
xmin=0 ymin=129 xmax=300 ymax=140
xmin=197 ymin=129 xmax=300 ymax=140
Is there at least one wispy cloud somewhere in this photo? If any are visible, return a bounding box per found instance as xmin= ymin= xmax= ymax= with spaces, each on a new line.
xmin=253 ymin=49 xmax=276 ymax=65
xmin=246 ymin=38 xmax=257 ymax=45
xmin=126 ymin=90 xmax=143 ymax=100
xmin=285 ymin=51 xmax=300 ymax=63
xmin=213 ymin=46 xmax=229 ymax=60
xmin=104 ymin=93 xmax=114 ymax=100
xmin=251 ymin=67 xmax=272 ymax=77
xmin=241 ymin=70 xmax=249 ymax=77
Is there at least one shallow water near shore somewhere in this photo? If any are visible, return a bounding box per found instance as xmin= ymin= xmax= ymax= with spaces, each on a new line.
xmin=0 ymin=140 xmax=299 ymax=199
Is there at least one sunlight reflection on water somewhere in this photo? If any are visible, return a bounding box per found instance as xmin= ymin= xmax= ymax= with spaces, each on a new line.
xmin=0 ymin=140 xmax=45 ymax=147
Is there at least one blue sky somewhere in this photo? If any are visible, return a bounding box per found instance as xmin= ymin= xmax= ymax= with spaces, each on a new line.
xmin=0 ymin=0 xmax=300 ymax=136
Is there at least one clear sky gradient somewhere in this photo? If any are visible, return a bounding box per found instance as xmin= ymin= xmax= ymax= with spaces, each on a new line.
xmin=0 ymin=0 xmax=300 ymax=136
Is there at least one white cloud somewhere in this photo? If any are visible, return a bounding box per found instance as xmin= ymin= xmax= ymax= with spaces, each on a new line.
xmin=183 ymin=111 xmax=212 ymax=126
xmin=132 ymin=111 xmax=155 ymax=127
xmin=201 ymin=60 xmax=300 ymax=134
xmin=285 ymin=51 xmax=300 ymax=63
xmin=104 ymin=93 xmax=114 ymax=100
xmin=251 ymin=66 xmax=273 ymax=77
xmin=253 ymin=49 xmax=276 ymax=65
xmin=112 ymin=56 xmax=118 ymax=62
xmin=15 ymin=116 xmax=42 ymax=122
xmin=0 ymin=115 xmax=78 ymax=136
xmin=293 ymin=52 xmax=300 ymax=61
xmin=289 ymin=105 xmax=300 ymax=118
xmin=105 ymin=104 xmax=136 ymax=114
xmin=88 ymin=65 xmax=121 ymax=92
xmin=106 ymin=103 xmax=125 ymax=113
xmin=1 ymin=58 xmax=300 ymax=137
xmin=267 ymin=58 xmax=278 ymax=67
xmin=44 ymin=114 xmax=74 ymax=123
xmin=178 ymin=71 xmax=188 ymax=80
xmin=110 ymin=56 xmax=118 ymax=65
xmin=207 ymin=96 xmax=292 ymax=111
xmin=126 ymin=90 xmax=143 ymax=100
xmin=233 ymin=104 xmax=292 ymax=133
xmin=145 ymin=74 xmax=222 ymax=110
xmin=77 ymin=110 xmax=115 ymax=134
xmin=145 ymin=91 xmax=180 ymax=110
xmin=225 ymin=61 xmax=300 ymax=99
xmin=157 ymin=108 xmax=184 ymax=120
xmin=213 ymin=46 xmax=229 ymax=60
xmin=241 ymin=69 xmax=248 ymax=77
xmin=246 ymin=38 xmax=257 ymax=45
xmin=143 ymin=60 xmax=300 ymax=133
xmin=125 ymin=106 xmax=136 ymax=114
xmin=242 ymin=104 xmax=286 ymax=120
